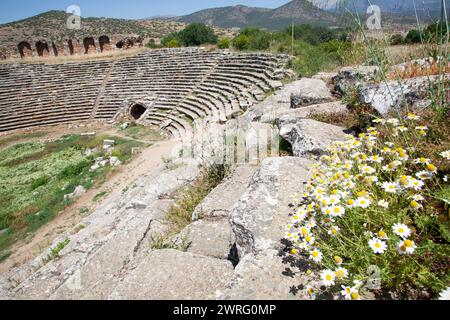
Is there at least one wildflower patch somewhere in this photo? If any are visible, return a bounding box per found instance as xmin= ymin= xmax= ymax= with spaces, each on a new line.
xmin=285 ymin=112 xmax=450 ymax=299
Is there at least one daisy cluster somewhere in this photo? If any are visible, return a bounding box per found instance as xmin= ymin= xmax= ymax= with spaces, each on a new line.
xmin=285 ymin=113 xmax=449 ymax=300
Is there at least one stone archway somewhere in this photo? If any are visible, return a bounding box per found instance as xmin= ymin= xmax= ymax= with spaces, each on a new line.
xmin=116 ymin=40 xmax=125 ymax=49
xmin=18 ymin=41 xmax=33 ymax=58
xmin=35 ymin=41 xmax=49 ymax=57
xmin=99 ymin=35 xmax=111 ymax=52
xmin=130 ymin=104 xmax=147 ymax=120
xmin=83 ymin=37 xmax=96 ymax=54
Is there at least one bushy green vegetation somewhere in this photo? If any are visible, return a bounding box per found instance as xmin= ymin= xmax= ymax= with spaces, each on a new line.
xmin=390 ymin=21 xmax=449 ymax=45
xmin=217 ymin=37 xmax=231 ymax=49
xmin=158 ymin=23 xmax=218 ymax=48
xmin=231 ymin=24 xmax=364 ymax=77
xmin=0 ymin=134 xmax=143 ymax=259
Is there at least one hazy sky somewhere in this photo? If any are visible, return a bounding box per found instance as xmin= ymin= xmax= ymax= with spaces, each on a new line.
xmin=0 ymin=0 xmax=292 ymax=24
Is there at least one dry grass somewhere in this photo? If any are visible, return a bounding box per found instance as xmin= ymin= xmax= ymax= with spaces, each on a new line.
xmin=385 ymin=44 xmax=428 ymax=65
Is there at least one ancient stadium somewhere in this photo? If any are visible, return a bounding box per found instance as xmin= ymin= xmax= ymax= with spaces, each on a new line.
xmin=0 ymin=0 xmax=449 ymax=302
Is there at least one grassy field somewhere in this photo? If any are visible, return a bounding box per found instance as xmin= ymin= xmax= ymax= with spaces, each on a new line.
xmin=0 ymin=133 xmax=144 ymax=259
xmin=118 ymin=123 xmax=162 ymax=142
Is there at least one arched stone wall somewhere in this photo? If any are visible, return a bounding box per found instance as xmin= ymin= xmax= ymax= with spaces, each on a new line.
xmin=83 ymin=37 xmax=97 ymax=54
xmin=99 ymin=35 xmax=111 ymax=52
xmin=18 ymin=41 xmax=33 ymax=58
xmin=35 ymin=41 xmax=50 ymax=57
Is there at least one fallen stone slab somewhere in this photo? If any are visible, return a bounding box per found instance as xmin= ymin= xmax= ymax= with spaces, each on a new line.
xmin=290 ymin=78 xmax=333 ymax=108
xmin=279 ymin=119 xmax=348 ymax=157
xmin=312 ymin=72 xmax=338 ymax=84
xmin=260 ymin=101 xmax=348 ymax=124
xmin=108 ymin=249 xmax=234 ymax=300
xmin=230 ymin=157 xmax=312 ymax=258
xmin=333 ymin=65 xmax=380 ymax=95
xmin=358 ymin=75 xmax=443 ymax=115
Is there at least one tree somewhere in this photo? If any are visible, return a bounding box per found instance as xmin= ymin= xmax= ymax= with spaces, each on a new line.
xmin=178 ymin=23 xmax=218 ymax=46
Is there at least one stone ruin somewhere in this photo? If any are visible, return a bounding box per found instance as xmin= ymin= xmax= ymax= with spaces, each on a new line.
xmin=12 ymin=35 xmax=144 ymax=59
xmin=0 ymin=48 xmax=290 ymax=136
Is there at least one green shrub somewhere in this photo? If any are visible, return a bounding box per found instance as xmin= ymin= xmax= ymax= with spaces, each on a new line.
xmin=390 ymin=34 xmax=405 ymax=45
xmin=405 ymin=29 xmax=422 ymax=44
xmin=232 ymin=34 xmax=250 ymax=50
xmin=217 ymin=37 xmax=230 ymax=49
xmin=233 ymin=28 xmax=271 ymax=51
xmin=30 ymin=175 xmax=49 ymax=191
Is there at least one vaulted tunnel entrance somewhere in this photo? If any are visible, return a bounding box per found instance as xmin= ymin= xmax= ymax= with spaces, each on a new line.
xmin=83 ymin=37 xmax=96 ymax=54
xmin=130 ymin=104 xmax=147 ymax=120
xmin=18 ymin=41 xmax=33 ymax=58
xmin=35 ymin=41 xmax=49 ymax=57
xmin=99 ymin=35 xmax=110 ymax=52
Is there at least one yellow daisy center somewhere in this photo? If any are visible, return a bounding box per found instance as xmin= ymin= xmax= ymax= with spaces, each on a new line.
xmin=351 ymin=292 xmax=360 ymax=300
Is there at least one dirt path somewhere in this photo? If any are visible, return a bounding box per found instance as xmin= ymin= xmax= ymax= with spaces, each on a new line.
xmin=0 ymin=139 xmax=179 ymax=274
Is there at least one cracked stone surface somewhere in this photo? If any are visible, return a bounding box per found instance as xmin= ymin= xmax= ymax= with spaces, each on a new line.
xmin=109 ymin=249 xmax=234 ymax=300
xmin=192 ymin=165 xmax=258 ymax=220
xmin=229 ymin=157 xmax=312 ymax=258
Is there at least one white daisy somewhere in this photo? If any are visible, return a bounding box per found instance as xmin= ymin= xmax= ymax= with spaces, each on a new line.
xmin=328 ymin=225 xmax=340 ymax=237
xmin=360 ymin=165 xmax=376 ymax=175
xmin=381 ymin=182 xmax=399 ymax=194
xmin=392 ymin=223 xmax=412 ymax=239
xmin=397 ymin=239 xmax=417 ymax=255
xmin=369 ymin=155 xmax=384 ymax=163
xmin=440 ymin=150 xmax=450 ymax=160
xmin=387 ymin=118 xmax=400 ymax=126
xmin=407 ymin=113 xmax=420 ymax=121
xmin=309 ymin=249 xmax=323 ymax=263
xmin=355 ymin=197 xmax=372 ymax=209
xmin=414 ymin=157 xmax=431 ymax=165
xmin=438 ymin=287 xmax=450 ymax=300
xmin=410 ymin=178 xmax=425 ymax=191
xmin=330 ymin=205 xmax=345 ymax=217
xmin=335 ymin=267 xmax=349 ymax=280
xmin=416 ymin=171 xmax=433 ymax=180
xmin=320 ymin=269 xmax=336 ymax=287
xmin=369 ymin=238 xmax=387 ymax=254
xmin=341 ymin=286 xmax=352 ymax=300
xmin=377 ymin=200 xmax=389 ymax=208
xmin=410 ymin=194 xmax=425 ymax=202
